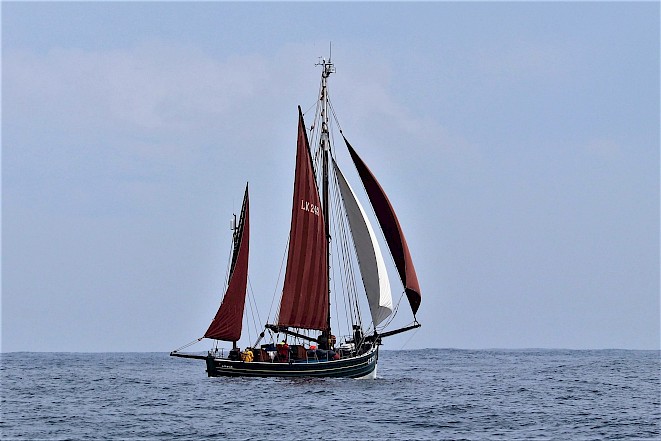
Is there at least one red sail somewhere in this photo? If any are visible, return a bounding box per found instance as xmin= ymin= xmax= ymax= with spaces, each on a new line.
xmin=344 ymin=137 xmax=421 ymax=315
xmin=204 ymin=185 xmax=250 ymax=341
xmin=278 ymin=108 xmax=329 ymax=331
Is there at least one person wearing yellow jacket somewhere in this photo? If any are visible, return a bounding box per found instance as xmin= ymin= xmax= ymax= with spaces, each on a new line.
xmin=241 ymin=348 xmax=253 ymax=362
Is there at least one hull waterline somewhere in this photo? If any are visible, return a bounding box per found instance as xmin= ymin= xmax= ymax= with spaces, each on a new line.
xmin=203 ymin=346 xmax=378 ymax=378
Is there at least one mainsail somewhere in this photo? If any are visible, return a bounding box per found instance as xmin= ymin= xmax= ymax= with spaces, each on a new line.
xmin=204 ymin=184 xmax=250 ymax=341
xmin=333 ymin=159 xmax=393 ymax=326
xmin=344 ymin=137 xmax=422 ymax=316
xmin=278 ymin=107 xmax=329 ymax=331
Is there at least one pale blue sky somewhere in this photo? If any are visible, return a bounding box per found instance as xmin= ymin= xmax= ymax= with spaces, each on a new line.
xmin=2 ymin=2 xmax=659 ymax=352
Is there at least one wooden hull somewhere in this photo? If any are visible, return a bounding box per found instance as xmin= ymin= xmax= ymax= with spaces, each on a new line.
xmin=204 ymin=346 xmax=378 ymax=378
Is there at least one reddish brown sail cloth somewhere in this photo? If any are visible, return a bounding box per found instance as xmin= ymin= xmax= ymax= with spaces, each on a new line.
xmin=344 ymin=138 xmax=422 ymax=315
xmin=278 ymin=108 xmax=329 ymax=330
xmin=204 ymin=186 xmax=250 ymax=341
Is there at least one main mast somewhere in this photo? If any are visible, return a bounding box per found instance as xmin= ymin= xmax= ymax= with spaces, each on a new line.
xmin=318 ymin=56 xmax=335 ymax=343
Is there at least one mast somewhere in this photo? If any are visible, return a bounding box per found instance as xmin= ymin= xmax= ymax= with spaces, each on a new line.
xmin=317 ymin=55 xmax=335 ymax=340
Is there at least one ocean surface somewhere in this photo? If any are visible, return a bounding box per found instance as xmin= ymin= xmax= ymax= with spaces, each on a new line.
xmin=1 ymin=349 xmax=659 ymax=440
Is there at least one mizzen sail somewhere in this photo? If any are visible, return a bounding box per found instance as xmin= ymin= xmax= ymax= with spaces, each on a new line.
xmin=204 ymin=184 xmax=250 ymax=341
xmin=333 ymin=159 xmax=393 ymax=326
xmin=278 ymin=107 xmax=329 ymax=331
xmin=344 ymin=137 xmax=421 ymax=316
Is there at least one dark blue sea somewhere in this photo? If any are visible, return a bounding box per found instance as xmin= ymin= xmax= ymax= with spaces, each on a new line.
xmin=1 ymin=349 xmax=659 ymax=440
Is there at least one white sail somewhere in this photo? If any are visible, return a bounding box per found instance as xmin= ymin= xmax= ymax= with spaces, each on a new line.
xmin=333 ymin=159 xmax=393 ymax=326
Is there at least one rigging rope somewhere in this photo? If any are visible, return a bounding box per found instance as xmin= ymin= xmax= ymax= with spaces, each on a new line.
xmin=328 ymin=98 xmax=343 ymax=135
xmin=267 ymin=233 xmax=290 ymax=325
xmin=302 ymin=101 xmax=317 ymax=118
xmin=244 ymin=275 xmax=260 ymax=345
xmin=329 ymin=191 xmax=353 ymax=338
xmin=245 ymin=304 xmax=253 ymax=346
xmin=326 ymin=102 xmax=358 ymax=337
xmin=247 ymin=276 xmax=262 ymax=328
xmin=330 ymin=165 xmax=363 ymax=331
xmin=327 ymin=96 xmax=368 ymax=332
xmin=172 ymin=338 xmax=203 ymax=353
xmin=379 ymin=291 xmax=405 ymax=331
xmin=400 ymin=327 xmax=420 ymax=350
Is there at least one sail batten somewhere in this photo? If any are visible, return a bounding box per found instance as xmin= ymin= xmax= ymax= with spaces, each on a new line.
xmin=278 ymin=107 xmax=329 ymax=331
xmin=204 ymin=184 xmax=250 ymax=342
xmin=344 ymin=137 xmax=422 ymax=315
xmin=333 ymin=159 xmax=393 ymax=326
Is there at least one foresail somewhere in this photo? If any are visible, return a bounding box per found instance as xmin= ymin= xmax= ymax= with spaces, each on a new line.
xmin=278 ymin=107 xmax=329 ymax=331
xmin=333 ymin=159 xmax=393 ymax=326
xmin=204 ymin=184 xmax=250 ymax=341
xmin=344 ymin=137 xmax=422 ymax=316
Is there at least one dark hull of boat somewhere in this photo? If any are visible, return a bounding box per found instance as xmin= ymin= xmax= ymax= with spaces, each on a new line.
xmin=204 ymin=346 xmax=378 ymax=378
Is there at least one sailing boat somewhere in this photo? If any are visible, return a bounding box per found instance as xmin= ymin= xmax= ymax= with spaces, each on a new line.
xmin=170 ymin=57 xmax=421 ymax=378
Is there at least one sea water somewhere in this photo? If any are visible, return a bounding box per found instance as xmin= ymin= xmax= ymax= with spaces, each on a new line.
xmin=1 ymin=349 xmax=659 ymax=440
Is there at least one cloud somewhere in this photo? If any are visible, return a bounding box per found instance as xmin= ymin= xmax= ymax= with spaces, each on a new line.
xmin=5 ymin=39 xmax=459 ymax=158
xmin=327 ymin=54 xmax=476 ymax=172
xmin=3 ymin=41 xmax=277 ymax=202
xmin=5 ymin=39 xmax=477 ymax=222
xmin=5 ymin=41 xmax=271 ymax=134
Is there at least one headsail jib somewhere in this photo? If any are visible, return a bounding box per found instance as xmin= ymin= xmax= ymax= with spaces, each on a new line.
xmin=204 ymin=184 xmax=250 ymax=342
xmin=333 ymin=159 xmax=393 ymax=327
xmin=343 ymin=137 xmax=422 ymax=316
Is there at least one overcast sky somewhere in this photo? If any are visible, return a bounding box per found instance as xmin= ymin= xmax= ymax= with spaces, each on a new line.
xmin=2 ymin=2 xmax=659 ymax=352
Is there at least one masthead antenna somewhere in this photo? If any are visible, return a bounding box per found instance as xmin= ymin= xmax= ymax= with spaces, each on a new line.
xmin=315 ymin=44 xmax=335 ymax=78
